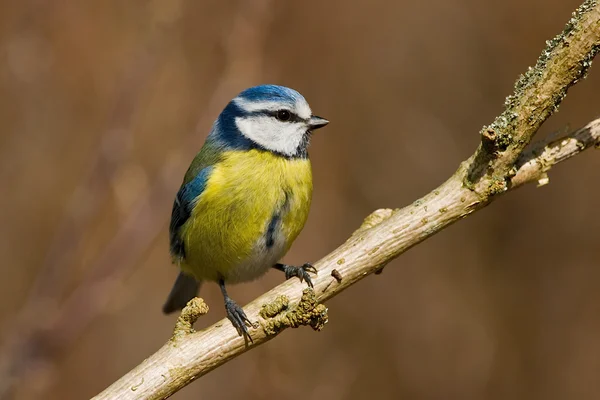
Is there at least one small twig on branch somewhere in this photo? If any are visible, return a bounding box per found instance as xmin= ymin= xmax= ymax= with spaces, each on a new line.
xmin=172 ymin=298 xmax=209 ymax=340
xmin=93 ymin=1 xmax=600 ymax=399
xmin=511 ymin=118 xmax=600 ymax=188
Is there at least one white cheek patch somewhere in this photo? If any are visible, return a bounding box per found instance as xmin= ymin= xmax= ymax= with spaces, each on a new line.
xmin=235 ymin=116 xmax=306 ymax=156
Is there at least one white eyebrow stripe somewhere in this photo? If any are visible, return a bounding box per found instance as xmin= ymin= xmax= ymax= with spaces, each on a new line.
xmin=234 ymin=97 xmax=313 ymax=120
xmin=295 ymin=102 xmax=312 ymax=120
xmin=234 ymin=98 xmax=287 ymax=113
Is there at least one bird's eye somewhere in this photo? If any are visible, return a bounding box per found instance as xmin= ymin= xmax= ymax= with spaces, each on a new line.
xmin=276 ymin=110 xmax=291 ymax=121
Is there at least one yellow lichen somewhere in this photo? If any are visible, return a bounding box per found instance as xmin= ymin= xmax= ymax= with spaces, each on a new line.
xmin=259 ymin=295 xmax=290 ymax=319
xmin=171 ymin=297 xmax=209 ymax=342
xmin=260 ymin=289 xmax=328 ymax=336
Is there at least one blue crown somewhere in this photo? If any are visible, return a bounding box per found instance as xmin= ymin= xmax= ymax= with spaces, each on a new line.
xmin=236 ymin=84 xmax=304 ymax=106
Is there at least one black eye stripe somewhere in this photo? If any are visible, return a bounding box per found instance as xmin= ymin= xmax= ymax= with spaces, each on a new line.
xmin=250 ymin=110 xmax=304 ymax=123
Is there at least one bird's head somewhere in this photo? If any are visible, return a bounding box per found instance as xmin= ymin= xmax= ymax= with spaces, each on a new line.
xmin=211 ymin=85 xmax=329 ymax=158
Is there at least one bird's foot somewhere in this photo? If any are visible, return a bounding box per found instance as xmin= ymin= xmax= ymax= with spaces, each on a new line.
xmin=276 ymin=262 xmax=318 ymax=288
xmin=224 ymin=297 xmax=253 ymax=343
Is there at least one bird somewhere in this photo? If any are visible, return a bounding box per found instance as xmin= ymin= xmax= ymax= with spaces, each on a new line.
xmin=162 ymin=84 xmax=329 ymax=340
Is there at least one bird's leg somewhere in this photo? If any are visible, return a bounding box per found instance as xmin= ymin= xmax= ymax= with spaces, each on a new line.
xmin=273 ymin=263 xmax=318 ymax=288
xmin=219 ymin=279 xmax=253 ymax=343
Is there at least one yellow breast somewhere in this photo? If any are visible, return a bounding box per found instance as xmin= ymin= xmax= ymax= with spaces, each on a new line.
xmin=179 ymin=149 xmax=312 ymax=282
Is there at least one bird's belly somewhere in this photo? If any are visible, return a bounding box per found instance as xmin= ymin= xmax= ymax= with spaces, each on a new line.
xmin=224 ymin=231 xmax=288 ymax=283
xmin=179 ymin=150 xmax=312 ymax=283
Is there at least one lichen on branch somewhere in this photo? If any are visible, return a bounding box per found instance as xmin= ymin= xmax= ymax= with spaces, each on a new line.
xmin=171 ymin=298 xmax=209 ymax=340
xmin=467 ymin=0 xmax=600 ymax=190
xmin=260 ymin=289 xmax=328 ymax=336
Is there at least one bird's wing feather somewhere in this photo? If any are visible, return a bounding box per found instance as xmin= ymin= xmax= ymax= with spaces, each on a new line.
xmin=169 ymin=141 xmax=222 ymax=260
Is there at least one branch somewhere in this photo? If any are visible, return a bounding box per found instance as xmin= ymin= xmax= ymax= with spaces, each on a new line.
xmin=94 ymin=2 xmax=600 ymax=399
xmin=93 ymin=117 xmax=600 ymax=400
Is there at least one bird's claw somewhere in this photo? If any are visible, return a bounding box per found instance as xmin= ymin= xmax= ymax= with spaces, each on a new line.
xmin=282 ymin=262 xmax=317 ymax=288
xmin=224 ymin=297 xmax=253 ymax=343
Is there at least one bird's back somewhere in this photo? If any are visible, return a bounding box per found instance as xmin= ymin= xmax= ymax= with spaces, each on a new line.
xmin=178 ymin=148 xmax=312 ymax=283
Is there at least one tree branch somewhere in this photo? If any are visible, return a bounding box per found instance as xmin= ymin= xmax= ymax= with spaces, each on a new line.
xmin=93 ymin=2 xmax=600 ymax=399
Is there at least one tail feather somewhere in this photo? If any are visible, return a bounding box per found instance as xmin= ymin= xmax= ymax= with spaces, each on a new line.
xmin=162 ymin=272 xmax=201 ymax=314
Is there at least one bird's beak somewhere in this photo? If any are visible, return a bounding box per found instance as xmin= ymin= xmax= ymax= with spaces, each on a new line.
xmin=308 ymin=116 xmax=329 ymax=130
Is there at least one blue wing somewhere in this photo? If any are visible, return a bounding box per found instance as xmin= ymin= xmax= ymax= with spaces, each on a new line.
xmin=169 ymin=167 xmax=213 ymax=259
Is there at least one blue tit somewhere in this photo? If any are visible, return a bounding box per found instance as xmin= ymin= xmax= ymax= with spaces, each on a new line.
xmin=162 ymin=84 xmax=329 ymax=339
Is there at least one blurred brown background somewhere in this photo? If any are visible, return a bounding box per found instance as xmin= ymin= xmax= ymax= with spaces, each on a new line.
xmin=1 ymin=0 xmax=599 ymax=399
